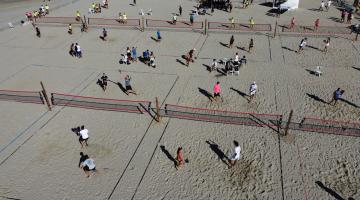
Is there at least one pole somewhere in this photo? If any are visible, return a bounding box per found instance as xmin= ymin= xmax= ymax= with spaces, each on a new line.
xmin=141 ymin=16 xmax=145 ymax=32
xmin=84 ymin=15 xmax=87 ymax=25
xmin=273 ymin=20 xmax=277 ymax=38
xmin=204 ymin=19 xmax=208 ymax=35
xmin=40 ymin=81 xmax=52 ymax=111
xmin=155 ymin=97 xmax=160 ymax=122
xmin=284 ymin=110 xmax=293 ymax=136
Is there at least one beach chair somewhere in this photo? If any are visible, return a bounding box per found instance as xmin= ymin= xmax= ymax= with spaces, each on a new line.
xmin=314 ymin=66 xmax=322 ymax=76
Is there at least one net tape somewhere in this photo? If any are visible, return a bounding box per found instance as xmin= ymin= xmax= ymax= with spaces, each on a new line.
xmin=146 ymin=19 xmax=203 ymax=30
xmin=0 ymin=90 xmax=44 ymax=104
xmin=281 ymin=25 xmax=352 ymax=35
xmin=51 ymin=93 xmax=151 ymax=114
xmin=35 ymin=17 xmax=82 ymax=24
xmin=208 ymin=22 xmax=272 ymax=32
xmin=88 ymin=18 xmax=141 ymax=27
xmin=163 ymin=104 xmax=282 ymax=128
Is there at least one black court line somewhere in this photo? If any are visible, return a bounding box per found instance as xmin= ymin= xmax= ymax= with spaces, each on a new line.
xmin=0 ymin=71 xmax=97 ymax=166
xmin=107 ymin=75 xmax=179 ymax=199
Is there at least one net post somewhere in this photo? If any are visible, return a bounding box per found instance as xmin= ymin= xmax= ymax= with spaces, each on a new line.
xmin=155 ymin=97 xmax=160 ymax=122
xmin=40 ymin=81 xmax=52 ymax=111
xmin=204 ymin=19 xmax=208 ymax=35
xmin=273 ymin=20 xmax=277 ymax=38
xmin=277 ymin=115 xmax=283 ymax=133
xmin=84 ymin=15 xmax=87 ymax=25
xmin=284 ymin=110 xmax=293 ymax=136
xmin=141 ymin=16 xmax=145 ymax=32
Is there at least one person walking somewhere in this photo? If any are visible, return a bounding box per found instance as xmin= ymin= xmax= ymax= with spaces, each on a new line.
xmin=79 ymin=155 xmax=97 ymax=177
xmin=213 ymin=81 xmax=221 ymax=102
xmin=319 ymin=0 xmax=325 ymax=11
xmin=329 ymin=88 xmax=344 ymax=105
xmin=79 ymin=125 xmax=89 ymax=148
xmin=249 ymin=81 xmax=257 ymax=102
xmin=179 ymin=5 xmax=182 ymax=16
xmin=176 ymin=147 xmax=184 ymax=170
xmin=229 ymin=35 xmax=235 ymax=48
xmin=124 ymin=75 xmax=137 ymax=95
xmin=248 ymin=38 xmax=254 ymax=53
xmin=297 ymin=38 xmax=307 ymax=53
xmin=228 ymin=140 xmax=241 ymax=169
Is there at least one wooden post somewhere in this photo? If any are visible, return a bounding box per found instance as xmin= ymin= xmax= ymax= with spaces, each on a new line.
xmin=40 ymin=81 xmax=51 ymax=111
xmin=284 ymin=110 xmax=293 ymax=136
xmin=84 ymin=15 xmax=87 ymax=25
xmin=155 ymin=97 xmax=160 ymax=122
xmin=204 ymin=19 xmax=208 ymax=35
xmin=141 ymin=16 xmax=145 ymax=32
xmin=273 ymin=20 xmax=277 ymax=38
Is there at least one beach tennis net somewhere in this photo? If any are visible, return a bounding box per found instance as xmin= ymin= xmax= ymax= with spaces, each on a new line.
xmin=0 ymin=90 xmax=44 ymax=104
xmin=51 ymin=93 xmax=151 ymax=114
xmin=208 ymin=22 xmax=272 ymax=32
xmin=287 ymin=117 xmax=360 ymax=137
xmin=281 ymin=25 xmax=352 ymax=35
xmin=35 ymin=17 xmax=82 ymax=24
xmin=162 ymin=104 xmax=282 ymax=129
xmin=146 ymin=19 xmax=203 ymax=30
xmin=88 ymin=18 xmax=141 ymax=28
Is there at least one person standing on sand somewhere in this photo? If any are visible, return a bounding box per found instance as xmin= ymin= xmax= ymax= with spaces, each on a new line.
xmin=35 ymin=26 xmax=41 ymax=37
xmin=132 ymin=47 xmax=137 ymax=61
xmin=101 ymin=28 xmax=107 ymax=41
xmin=323 ymin=37 xmax=330 ymax=53
xmin=229 ymin=35 xmax=235 ymax=48
xmin=314 ymin=19 xmax=320 ymax=31
xmin=100 ymin=73 xmax=108 ymax=91
xmin=228 ymin=140 xmax=241 ymax=169
xmin=248 ymin=38 xmax=254 ymax=53
xmin=290 ymin=17 xmax=295 ymax=29
xmin=79 ymin=125 xmax=89 ymax=148
xmin=124 ymin=75 xmax=137 ymax=95
xmin=68 ymin=24 xmax=73 ymax=34
xmin=179 ymin=5 xmax=182 ymax=16
xmin=172 ymin=14 xmax=177 ymax=25
xmin=249 ymin=81 xmax=257 ymax=102
xmin=176 ymin=147 xmax=184 ymax=169
xmin=213 ymin=81 xmax=221 ymax=102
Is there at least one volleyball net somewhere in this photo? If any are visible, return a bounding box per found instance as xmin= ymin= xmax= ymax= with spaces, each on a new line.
xmin=208 ymin=22 xmax=272 ymax=32
xmin=0 ymin=90 xmax=44 ymax=104
xmin=281 ymin=25 xmax=352 ymax=35
xmin=34 ymin=17 xmax=82 ymax=24
xmin=51 ymin=93 xmax=151 ymax=114
xmin=88 ymin=18 xmax=141 ymax=28
xmin=287 ymin=117 xmax=360 ymax=137
xmin=162 ymin=104 xmax=282 ymax=129
xmin=145 ymin=19 xmax=204 ymax=30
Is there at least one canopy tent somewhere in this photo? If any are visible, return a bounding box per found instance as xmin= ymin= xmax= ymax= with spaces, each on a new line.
xmin=279 ymin=0 xmax=299 ymax=10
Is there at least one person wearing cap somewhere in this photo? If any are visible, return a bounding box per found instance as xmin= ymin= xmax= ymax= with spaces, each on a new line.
xmin=249 ymin=81 xmax=257 ymax=102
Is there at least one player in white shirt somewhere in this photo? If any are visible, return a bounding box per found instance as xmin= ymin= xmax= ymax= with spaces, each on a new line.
xmin=79 ymin=154 xmax=96 ymax=177
xmin=249 ymin=81 xmax=258 ymax=102
xmin=79 ymin=125 xmax=89 ymax=148
xmin=229 ymin=140 xmax=241 ymax=169
xmin=234 ymin=52 xmax=239 ymax=65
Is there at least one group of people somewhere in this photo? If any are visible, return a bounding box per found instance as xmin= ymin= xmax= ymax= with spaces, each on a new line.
xmin=210 ymin=81 xmax=257 ymax=103
xmin=88 ymin=0 xmax=108 ymax=14
xmin=97 ymin=73 xmax=137 ymax=95
xmin=340 ymin=9 xmax=354 ymax=24
xmin=120 ymin=47 xmax=137 ymax=65
xmin=25 ymin=4 xmax=49 ymax=21
xmin=297 ymin=37 xmax=331 ymax=54
xmin=69 ymin=43 xmax=82 ymax=58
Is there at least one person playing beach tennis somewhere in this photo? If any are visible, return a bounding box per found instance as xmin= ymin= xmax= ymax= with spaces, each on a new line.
xmin=213 ymin=81 xmax=221 ymax=102
xmin=80 ymin=155 xmax=97 ymax=177
xmin=124 ymin=75 xmax=137 ymax=95
xmin=79 ymin=125 xmax=89 ymax=148
xmin=249 ymin=81 xmax=257 ymax=102
xmin=35 ymin=26 xmax=41 ymax=37
xmin=101 ymin=28 xmax=107 ymax=41
xmin=100 ymin=73 xmax=108 ymax=91
xmin=68 ymin=24 xmax=72 ymax=35
xmin=228 ymin=140 xmax=241 ymax=169
xmin=297 ymin=38 xmax=307 ymax=53
xmin=248 ymin=38 xmax=254 ymax=53
xmin=290 ymin=17 xmax=295 ymax=29
xmin=156 ymin=30 xmax=161 ymax=41
xmin=323 ymin=37 xmax=330 ymax=53
xmin=329 ymin=88 xmax=344 ymax=105
xmin=176 ymin=147 xmax=184 ymax=170
xmin=229 ymin=35 xmax=234 ymax=48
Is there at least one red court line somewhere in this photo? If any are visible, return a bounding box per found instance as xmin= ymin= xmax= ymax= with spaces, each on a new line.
xmin=0 ymin=99 xmax=44 ymax=104
xmin=166 ymin=104 xmax=282 ymax=117
xmin=0 ymin=89 xmax=41 ymax=94
xmin=296 ymin=127 xmax=360 ymax=137
xmin=166 ymin=112 xmax=280 ymax=128
xmin=304 ymin=117 xmax=360 ymax=126
xmin=53 ymin=93 xmax=151 ymax=104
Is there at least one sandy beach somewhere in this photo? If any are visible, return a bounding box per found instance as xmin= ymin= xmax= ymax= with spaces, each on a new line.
xmin=0 ymin=0 xmax=359 ymax=199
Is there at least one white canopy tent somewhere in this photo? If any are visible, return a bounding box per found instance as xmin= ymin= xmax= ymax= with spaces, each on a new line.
xmin=279 ymin=0 xmax=299 ymax=10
